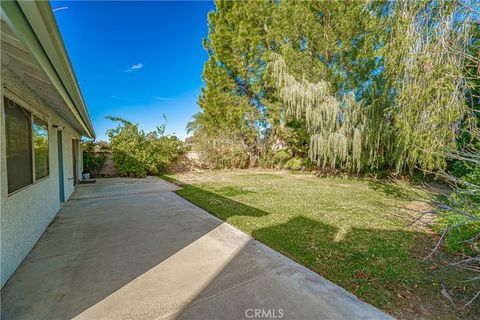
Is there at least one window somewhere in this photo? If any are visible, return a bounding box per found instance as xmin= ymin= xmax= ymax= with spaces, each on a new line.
xmin=4 ymin=97 xmax=49 ymax=194
xmin=33 ymin=117 xmax=49 ymax=180
xmin=5 ymin=97 xmax=33 ymax=193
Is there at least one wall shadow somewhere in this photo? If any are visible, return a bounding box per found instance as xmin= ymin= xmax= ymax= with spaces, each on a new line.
xmin=1 ymin=191 xmax=224 ymax=319
xmin=1 ymin=178 xmax=438 ymax=320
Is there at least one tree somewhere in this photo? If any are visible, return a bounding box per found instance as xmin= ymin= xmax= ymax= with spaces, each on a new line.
xmin=192 ymin=0 xmax=477 ymax=175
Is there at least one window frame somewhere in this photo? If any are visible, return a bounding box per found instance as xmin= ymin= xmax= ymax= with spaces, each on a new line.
xmin=3 ymin=94 xmax=50 ymax=196
xmin=33 ymin=115 xmax=50 ymax=181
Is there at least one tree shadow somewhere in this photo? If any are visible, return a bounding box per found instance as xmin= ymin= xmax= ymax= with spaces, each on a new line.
xmin=253 ymin=216 xmax=430 ymax=307
xmin=171 ymin=182 xmax=475 ymax=319
xmin=172 ymin=182 xmax=268 ymax=219
xmin=162 ymin=179 xmax=438 ymax=316
xmin=364 ymin=179 xmax=419 ymax=201
xmin=365 ymin=178 xmax=449 ymax=203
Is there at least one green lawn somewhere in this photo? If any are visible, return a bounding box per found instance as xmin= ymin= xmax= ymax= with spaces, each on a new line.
xmin=162 ymin=170 xmax=476 ymax=319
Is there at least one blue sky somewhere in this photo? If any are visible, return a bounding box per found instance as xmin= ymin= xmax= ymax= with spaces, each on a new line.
xmin=52 ymin=1 xmax=215 ymax=141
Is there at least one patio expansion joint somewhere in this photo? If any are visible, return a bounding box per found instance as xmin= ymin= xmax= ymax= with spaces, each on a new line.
xmin=68 ymin=190 xmax=174 ymax=201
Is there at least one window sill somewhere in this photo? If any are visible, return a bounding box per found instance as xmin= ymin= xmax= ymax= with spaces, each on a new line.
xmin=7 ymin=176 xmax=51 ymax=198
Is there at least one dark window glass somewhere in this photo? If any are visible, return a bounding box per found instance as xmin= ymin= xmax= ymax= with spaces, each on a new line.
xmin=33 ymin=116 xmax=49 ymax=180
xmin=4 ymin=97 xmax=33 ymax=193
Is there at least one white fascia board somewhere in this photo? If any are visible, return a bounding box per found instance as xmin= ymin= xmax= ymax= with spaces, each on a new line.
xmin=1 ymin=0 xmax=95 ymax=138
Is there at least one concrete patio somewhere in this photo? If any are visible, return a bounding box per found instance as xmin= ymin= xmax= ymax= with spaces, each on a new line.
xmin=1 ymin=177 xmax=392 ymax=320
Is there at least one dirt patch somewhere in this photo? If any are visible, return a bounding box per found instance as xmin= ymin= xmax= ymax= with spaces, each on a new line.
xmin=392 ymin=285 xmax=461 ymax=320
xmin=403 ymin=200 xmax=437 ymax=232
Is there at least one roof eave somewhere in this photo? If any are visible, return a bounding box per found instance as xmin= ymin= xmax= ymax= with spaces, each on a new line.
xmin=1 ymin=0 xmax=95 ymax=138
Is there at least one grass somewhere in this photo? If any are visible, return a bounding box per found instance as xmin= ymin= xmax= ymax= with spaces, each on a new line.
xmin=162 ymin=170 xmax=478 ymax=319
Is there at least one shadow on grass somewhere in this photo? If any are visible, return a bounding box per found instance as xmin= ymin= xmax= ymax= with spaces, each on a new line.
xmin=251 ymin=216 xmax=431 ymax=310
xmin=364 ymin=179 xmax=419 ymax=201
xmin=162 ymin=176 xmax=442 ymax=314
xmin=164 ymin=177 xmax=268 ymax=220
xmin=165 ymin=174 xmax=479 ymax=319
xmin=365 ymin=178 xmax=449 ymax=203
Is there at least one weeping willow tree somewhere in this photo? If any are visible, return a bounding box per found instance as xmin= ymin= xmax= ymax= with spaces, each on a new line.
xmin=269 ymin=0 xmax=475 ymax=174
xmin=269 ymin=53 xmax=374 ymax=172
xmin=382 ymin=0 xmax=475 ymax=174
xmin=194 ymin=0 xmax=476 ymax=174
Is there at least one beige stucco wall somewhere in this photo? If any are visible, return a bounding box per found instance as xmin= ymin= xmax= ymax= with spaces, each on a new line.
xmin=1 ymin=66 xmax=84 ymax=287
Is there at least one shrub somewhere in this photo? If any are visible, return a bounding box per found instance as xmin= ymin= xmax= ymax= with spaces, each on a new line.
xmin=106 ymin=116 xmax=183 ymax=177
xmin=271 ymin=149 xmax=291 ymax=168
xmin=283 ymin=157 xmax=303 ymax=170
xmin=438 ymin=163 xmax=480 ymax=255
xmin=82 ymin=140 xmax=108 ymax=176
xmin=259 ymin=149 xmax=314 ymax=171
xmin=192 ymin=134 xmax=250 ymax=169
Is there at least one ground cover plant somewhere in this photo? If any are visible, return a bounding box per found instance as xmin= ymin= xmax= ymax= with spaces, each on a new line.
xmin=163 ymin=170 xmax=479 ymax=319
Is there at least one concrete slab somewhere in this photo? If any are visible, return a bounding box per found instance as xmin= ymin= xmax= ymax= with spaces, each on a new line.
xmin=1 ymin=178 xmax=393 ymax=320
xmin=70 ymin=177 xmax=180 ymax=200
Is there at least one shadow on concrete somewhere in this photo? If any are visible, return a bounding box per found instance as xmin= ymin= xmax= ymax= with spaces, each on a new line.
xmin=0 ymin=180 xmax=272 ymax=320
xmin=1 ymin=178 xmax=409 ymax=319
xmin=163 ymin=181 xmax=428 ymax=318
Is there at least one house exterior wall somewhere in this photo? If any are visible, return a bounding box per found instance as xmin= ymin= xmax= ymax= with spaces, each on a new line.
xmin=0 ymin=66 xmax=83 ymax=287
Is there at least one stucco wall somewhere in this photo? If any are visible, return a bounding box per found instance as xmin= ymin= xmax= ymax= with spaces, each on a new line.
xmin=1 ymin=66 xmax=83 ymax=287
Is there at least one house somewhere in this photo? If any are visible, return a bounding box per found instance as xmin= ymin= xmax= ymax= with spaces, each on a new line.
xmin=1 ymin=1 xmax=95 ymax=287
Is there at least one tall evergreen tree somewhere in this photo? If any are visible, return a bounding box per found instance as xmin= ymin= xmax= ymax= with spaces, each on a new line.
xmin=191 ymin=0 xmax=477 ymax=174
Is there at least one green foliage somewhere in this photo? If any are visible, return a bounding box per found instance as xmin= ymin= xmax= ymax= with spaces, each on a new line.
xmin=191 ymin=132 xmax=249 ymax=169
xmin=270 ymin=54 xmax=370 ymax=172
xmin=271 ymin=149 xmax=291 ymax=167
xmin=283 ymin=157 xmax=303 ymax=171
xmin=164 ymin=170 xmax=479 ymax=318
xmin=33 ymin=121 xmax=49 ymax=179
xmin=82 ymin=140 xmax=108 ymax=175
xmin=441 ymin=20 xmax=480 ymax=259
xmin=381 ymin=1 xmax=473 ymax=174
xmin=106 ymin=116 xmax=183 ymax=177
xmin=190 ymin=0 xmax=476 ymax=175
xmin=439 ymin=157 xmax=480 ymax=256
xmin=259 ymin=149 xmax=292 ymax=169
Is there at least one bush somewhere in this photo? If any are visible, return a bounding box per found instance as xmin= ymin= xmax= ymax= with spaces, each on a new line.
xmin=283 ymin=157 xmax=303 ymax=170
xmin=192 ymin=134 xmax=250 ymax=169
xmin=439 ymin=163 xmax=480 ymax=255
xmin=106 ymin=116 xmax=183 ymax=177
xmin=82 ymin=140 xmax=108 ymax=176
xmin=259 ymin=149 xmax=314 ymax=171
xmin=271 ymin=149 xmax=291 ymax=168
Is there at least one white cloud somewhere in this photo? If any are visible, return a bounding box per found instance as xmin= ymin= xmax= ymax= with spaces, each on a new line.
xmin=110 ymin=95 xmax=131 ymax=102
xmin=52 ymin=6 xmax=69 ymax=12
xmin=124 ymin=63 xmax=143 ymax=72
xmin=153 ymin=96 xmax=174 ymax=101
